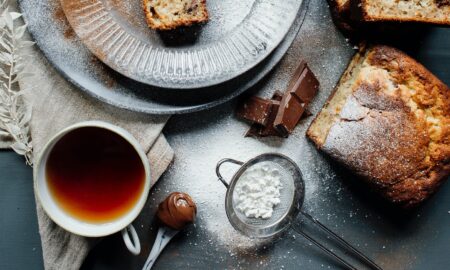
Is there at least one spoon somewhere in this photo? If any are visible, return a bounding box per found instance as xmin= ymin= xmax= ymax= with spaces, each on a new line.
xmin=142 ymin=192 xmax=197 ymax=270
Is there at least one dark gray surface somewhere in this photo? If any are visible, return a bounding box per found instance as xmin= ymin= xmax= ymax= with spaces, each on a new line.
xmin=0 ymin=152 xmax=43 ymax=270
xmin=2 ymin=2 xmax=450 ymax=270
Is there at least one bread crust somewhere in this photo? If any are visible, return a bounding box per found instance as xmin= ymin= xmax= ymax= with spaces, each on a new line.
xmin=351 ymin=0 xmax=450 ymax=26
xmin=307 ymin=45 xmax=450 ymax=207
xmin=143 ymin=0 xmax=209 ymax=31
xmin=327 ymin=0 xmax=356 ymax=33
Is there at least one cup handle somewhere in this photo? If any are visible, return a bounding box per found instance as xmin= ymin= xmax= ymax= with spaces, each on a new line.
xmin=121 ymin=224 xmax=141 ymax=255
xmin=215 ymin=158 xmax=244 ymax=188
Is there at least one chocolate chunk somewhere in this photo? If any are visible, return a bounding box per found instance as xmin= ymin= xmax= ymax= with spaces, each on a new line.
xmin=247 ymin=101 xmax=282 ymax=137
xmin=246 ymin=93 xmax=284 ymax=138
xmin=236 ymin=96 xmax=274 ymax=126
xmin=245 ymin=124 xmax=262 ymax=137
xmin=259 ymin=101 xmax=284 ymax=137
xmin=272 ymin=90 xmax=283 ymax=102
xmin=239 ymin=61 xmax=319 ymax=138
xmin=290 ymin=62 xmax=320 ymax=103
xmin=274 ymin=94 xmax=306 ymax=135
xmin=274 ymin=62 xmax=320 ymax=134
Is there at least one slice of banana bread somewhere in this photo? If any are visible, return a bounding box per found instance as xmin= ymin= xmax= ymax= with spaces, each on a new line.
xmin=143 ymin=0 xmax=209 ymax=30
xmin=352 ymin=0 xmax=450 ymax=25
xmin=307 ymin=45 xmax=450 ymax=207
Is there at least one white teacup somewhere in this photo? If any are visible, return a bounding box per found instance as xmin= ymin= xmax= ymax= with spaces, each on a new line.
xmin=35 ymin=121 xmax=151 ymax=255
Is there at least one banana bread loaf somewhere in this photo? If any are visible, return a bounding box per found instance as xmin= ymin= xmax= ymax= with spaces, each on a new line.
xmin=307 ymin=45 xmax=450 ymax=207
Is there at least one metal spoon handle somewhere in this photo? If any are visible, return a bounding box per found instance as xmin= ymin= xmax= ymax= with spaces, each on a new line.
xmin=142 ymin=226 xmax=179 ymax=270
xmin=300 ymin=211 xmax=382 ymax=270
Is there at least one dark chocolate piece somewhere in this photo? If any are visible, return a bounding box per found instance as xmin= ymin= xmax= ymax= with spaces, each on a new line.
xmin=246 ymin=93 xmax=284 ymax=138
xmin=245 ymin=124 xmax=262 ymax=137
xmin=240 ymin=61 xmax=319 ymax=138
xmin=272 ymin=90 xmax=283 ymax=102
xmin=292 ymin=65 xmax=320 ymax=103
xmin=259 ymin=101 xmax=283 ymax=137
xmin=274 ymin=94 xmax=306 ymax=135
xmin=274 ymin=62 xmax=320 ymax=134
xmin=246 ymin=101 xmax=282 ymax=138
xmin=245 ymin=103 xmax=281 ymax=137
xmin=236 ymin=96 xmax=274 ymax=126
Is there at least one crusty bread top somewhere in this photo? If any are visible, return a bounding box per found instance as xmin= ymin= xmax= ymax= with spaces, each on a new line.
xmin=366 ymin=46 xmax=450 ymax=166
xmin=307 ymin=45 xmax=450 ymax=206
xmin=354 ymin=0 xmax=450 ymax=25
xmin=143 ymin=0 xmax=209 ymax=30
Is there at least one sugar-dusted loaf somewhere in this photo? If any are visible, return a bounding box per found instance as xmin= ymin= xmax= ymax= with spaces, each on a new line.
xmin=307 ymin=45 xmax=450 ymax=207
xmin=143 ymin=0 xmax=209 ymax=30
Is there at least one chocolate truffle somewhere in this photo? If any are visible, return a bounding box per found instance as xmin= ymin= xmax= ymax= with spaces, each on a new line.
xmin=157 ymin=192 xmax=197 ymax=230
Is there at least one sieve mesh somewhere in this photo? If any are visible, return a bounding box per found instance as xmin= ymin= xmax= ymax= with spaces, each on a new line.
xmin=222 ymin=153 xmax=305 ymax=238
xmin=223 ymin=154 xmax=304 ymax=238
xmin=231 ymin=161 xmax=295 ymax=228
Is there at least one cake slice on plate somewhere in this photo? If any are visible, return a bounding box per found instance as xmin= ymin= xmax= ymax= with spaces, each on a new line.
xmin=143 ymin=0 xmax=209 ymax=30
xmin=307 ymin=45 xmax=450 ymax=207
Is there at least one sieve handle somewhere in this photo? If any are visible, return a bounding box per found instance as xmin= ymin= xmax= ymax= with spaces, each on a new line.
xmin=216 ymin=158 xmax=244 ymax=188
xmin=293 ymin=211 xmax=383 ymax=270
xmin=292 ymin=222 xmax=357 ymax=270
xmin=299 ymin=211 xmax=382 ymax=270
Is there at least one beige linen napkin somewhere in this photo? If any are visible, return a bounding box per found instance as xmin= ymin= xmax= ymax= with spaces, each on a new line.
xmin=0 ymin=44 xmax=174 ymax=269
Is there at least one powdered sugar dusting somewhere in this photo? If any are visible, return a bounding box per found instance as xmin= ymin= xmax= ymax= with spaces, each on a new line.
xmin=234 ymin=162 xmax=283 ymax=219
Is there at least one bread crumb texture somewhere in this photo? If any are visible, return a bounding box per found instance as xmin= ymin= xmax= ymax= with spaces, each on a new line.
xmin=307 ymin=45 xmax=450 ymax=207
xmin=143 ymin=0 xmax=209 ymax=30
xmin=360 ymin=0 xmax=450 ymax=24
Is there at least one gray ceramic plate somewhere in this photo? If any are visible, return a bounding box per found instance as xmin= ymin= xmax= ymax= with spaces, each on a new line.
xmin=60 ymin=0 xmax=303 ymax=89
xmin=18 ymin=0 xmax=309 ymax=114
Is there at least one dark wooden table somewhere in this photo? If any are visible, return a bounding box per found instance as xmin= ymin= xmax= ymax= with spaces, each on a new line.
xmin=1 ymin=3 xmax=450 ymax=270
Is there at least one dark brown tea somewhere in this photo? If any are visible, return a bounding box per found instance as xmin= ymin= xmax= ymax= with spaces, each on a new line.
xmin=46 ymin=127 xmax=146 ymax=223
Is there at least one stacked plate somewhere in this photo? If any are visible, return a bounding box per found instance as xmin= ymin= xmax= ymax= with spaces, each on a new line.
xmin=19 ymin=0 xmax=309 ymax=114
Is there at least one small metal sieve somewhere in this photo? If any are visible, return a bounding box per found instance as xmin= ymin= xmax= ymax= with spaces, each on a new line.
xmin=216 ymin=153 xmax=382 ymax=270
